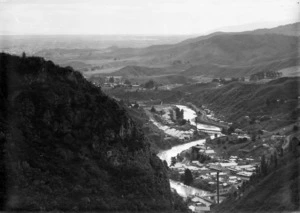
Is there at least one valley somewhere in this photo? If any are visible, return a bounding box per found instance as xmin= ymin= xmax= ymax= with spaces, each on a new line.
xmin=1 ymin=20 xmax=300 ymax=212
xmin=104 ymin=72 xmax=299 ymax=212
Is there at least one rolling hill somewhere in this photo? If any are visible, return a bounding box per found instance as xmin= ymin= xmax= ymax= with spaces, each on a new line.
xmin=99 ymin=22 xmax=299 ymax=78
xmin=110 ymin=65 xmax=165 ymax=77
xmin=108 ymin=77 xmax=300 ymax=131
xmin=107 ymin=33 xmax=298 ymax=67
xmin=182 ymin=57 xmax=300 ymax=78
xmin=10 ymin=22 xmax=300 ymax=80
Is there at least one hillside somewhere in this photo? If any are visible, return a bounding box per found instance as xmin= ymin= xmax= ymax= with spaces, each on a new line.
xmin=108 ymin=33 xmax=298 ymax=67
xmin=11 ymin=23 xmax=298 ymax=80
xmin=0 ymin=53 xmax=183 ymax=211
xmin=212 ymin=149 xmax=300 ymax=212
xmin=110 ymin=65 xmax=167 ymax=77
xmin=108 ymin=77 xmax=300 ymax=131
xmin=182 ymin=78 xmax=300 ymax=129
xmin=182 ymin=56 xmax=300 ymax=78
xmin=171 ymin=22 xmax=300 ymax=46
xmin=246 ymin=22 xmax=300 ymax=36
xmin=102 ymin=30 xmax=299 ymax=78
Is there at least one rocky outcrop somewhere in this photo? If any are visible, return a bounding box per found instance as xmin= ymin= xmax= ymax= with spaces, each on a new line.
xmin=0 ymin=53 xmax=173 ymax=211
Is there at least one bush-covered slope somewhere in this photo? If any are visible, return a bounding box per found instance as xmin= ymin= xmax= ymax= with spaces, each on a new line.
xmin=181 ymin=78 xmax=300 ymax=129
xmin=0 ymin=53 xmax=176 ymax=211
xmin=111 ymin=65 xmax=164 ymax=77
xmin=182 ymin=57 xmax=300 ymax=78
xmin=108 ymin=77 xmax=299 ymax=131
xmin=212 ymin=150 xmax=300 ymax=213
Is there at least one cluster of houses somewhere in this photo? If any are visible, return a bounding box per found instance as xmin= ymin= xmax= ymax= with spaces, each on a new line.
xmin=249 ymin=71 xmax=282 ymax=81
xmin=101 ymin=76 xmax=140 ymax=89
xmin=206 ymin=133 xmax=250 ymax=145
xmin=170 ymin=144 xmax=259 ymax=212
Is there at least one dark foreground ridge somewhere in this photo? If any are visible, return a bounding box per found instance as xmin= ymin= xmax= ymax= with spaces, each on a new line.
xmin=0 ymin=53 xmax=183 ymax=211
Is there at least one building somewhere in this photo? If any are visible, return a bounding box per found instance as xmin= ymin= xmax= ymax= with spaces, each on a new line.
xmin=219 ymin=162 xmax=238 ymax=168
xmin=205 ymin=149 xmax=216 ymax=157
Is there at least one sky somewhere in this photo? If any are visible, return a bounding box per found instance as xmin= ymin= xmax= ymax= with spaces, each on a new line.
xmin=0 ymin=0 xmax=299 ymax=35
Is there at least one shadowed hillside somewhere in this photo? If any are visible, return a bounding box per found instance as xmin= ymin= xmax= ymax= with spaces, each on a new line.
xmin=180 ymin=78 xmax=300 ymax=130
xmin=0 ymin=53 xmax=188 ymax=211
xmin=212 ymin=146 xmax=300 ymax=213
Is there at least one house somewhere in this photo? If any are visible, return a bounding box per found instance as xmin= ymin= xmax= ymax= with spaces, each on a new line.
xmin=205 ymin=149 xmax=216 ymax=157
xmin=236 ymin=165 xmax=255 ymax=171
xmin=271 ymin=135 xmax=285 ymax=140
xmin=236 ymin=171 xmax=253 ymax=181
xmin=191 ymin=196 xmax=213 ymax=206
xmin=191 ymin=161 xmax=203 ymax=167
xmin=105 ymin=76 xmax=123 ymax=84
xmin=227 ymin=167 xmax=241 ymax=174
xmin=220 ymin=162 xmax=238 ymax=168
xmin=234 ymin=128 xmax=244 ymax=134
xmin=132 ymin=84 xmax=140 ymax=89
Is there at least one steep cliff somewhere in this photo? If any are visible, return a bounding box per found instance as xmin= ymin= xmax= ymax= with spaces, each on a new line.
xmin=0 ymin=53 xmax=175 ymax=211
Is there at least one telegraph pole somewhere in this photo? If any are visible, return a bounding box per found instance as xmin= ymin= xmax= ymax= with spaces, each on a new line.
xmin=217 ymin=171 xmax=220 ymax=204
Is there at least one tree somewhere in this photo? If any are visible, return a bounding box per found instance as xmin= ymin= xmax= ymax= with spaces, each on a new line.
xmin=274 ymin=154 xmax=278 ymax=168
xmin=289 ymin=137 xmax=299 ymax=157
xmin=133 ymin=103 xmax=139 ymax=108
xmin=180 ymin=109 xmax=184 ymax=120
xmin=174 ymin=107 xmax=181 ymax=120
xmin=144 ymin=80 xmax=155 ymax=89
xmin=22 ymin=52 xmax=26 ymax=59
xmin=124 ymin=79 xmax=131 ymax=85
xmin=251 ymin=134 xmax=256 ymax=142
xmin=293 ymin=125 xmax=299 ymax=132
xmin=227 ymin=126 xmax=235 ymax=135
xmin=221 ymin=128 xmax=227 ymax=135
xmin=183 ymin=169 xmax=193 ymax=186
xmin=109 ymin=76 xmax=114 ymax=83
xmin=150 ymin=106 xmax=156 ymax=113
xmin=178 ymin=119 xmax=187 ymax=126
xmin=280 ymin=148 xmax=284 ymax=157
xmin=260 ymin=154 xmax=268 ymax=175
xmin=258 ymin=129 xmax=264 ymax=135
xmin=163 ymin=160 xmax=168 ymax=169
xmin=170 ymin=157 xmax=176 ymax=167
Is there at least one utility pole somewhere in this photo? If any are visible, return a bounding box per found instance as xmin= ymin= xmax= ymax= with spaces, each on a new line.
xmin=217 ymin=171 xmax=220 ymax=204
xmin=210 ymin=165 xmax=221 ymax=204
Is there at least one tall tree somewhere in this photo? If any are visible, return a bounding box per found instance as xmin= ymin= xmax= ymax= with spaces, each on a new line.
xmin=170 ymin=157 xmax=176 ymax=167
xmin=274 ymin=154 xmax=278 ymax=168
xmin=183 ymin=169 xmax=193 ymax=186
xmin=144 ymin=80 xmax=155 ymax=89
xmin=150 ymin=106 xmax=156 ymax=113
xmin=260 ymin=154 xmax=268 ymax=176
xmin=109 ymin=76 xmax=114 ymax=83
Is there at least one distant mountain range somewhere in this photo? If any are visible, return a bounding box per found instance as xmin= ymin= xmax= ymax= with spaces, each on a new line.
xmin=103 ymin=22 xmax=300 ymax=78
xmin=4 ymin=22 xmax=298 ymax=79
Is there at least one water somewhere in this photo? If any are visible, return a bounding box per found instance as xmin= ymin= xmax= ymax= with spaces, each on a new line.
xmin=157 ymin=139 xmax=205 ymax=165
xmin=170 ymin=179 xmax=209 ymax=198
xmin=157 ymin=105 xmax=221 ymax=198
xmin=157 ymin=139 xmax=209 ymax=198
xmin=176 ymin=105 xmax=221 ymax=132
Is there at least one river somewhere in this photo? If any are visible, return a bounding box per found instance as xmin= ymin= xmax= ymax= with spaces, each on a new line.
xmin=157 ymin=139 xmax=205 ymax=166
xmin=157 ymin=105 xmax=221 ymax=198
xmin=176 ymin=105 xmax=221 ymax=133
xmin=158 ymin=139 xmax=210 ymax=198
